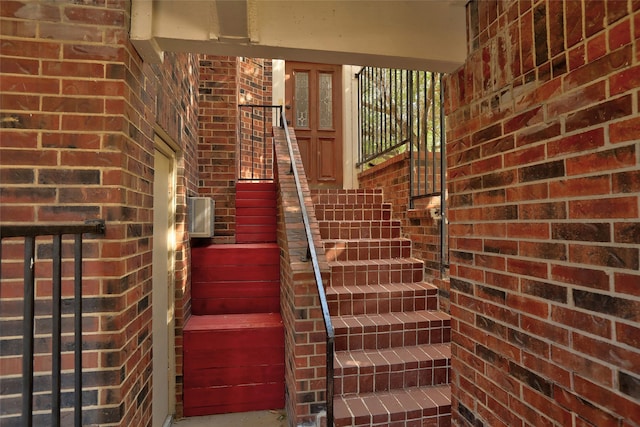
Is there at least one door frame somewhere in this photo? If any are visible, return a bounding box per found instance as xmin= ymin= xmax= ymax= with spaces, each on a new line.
xmin=285 ymin=61 xmax=343 ymax=189
xmin=152 ymin=134 xmax=177 ymax=427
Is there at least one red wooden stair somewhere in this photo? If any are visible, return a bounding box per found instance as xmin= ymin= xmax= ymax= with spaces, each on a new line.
xmin=312 ymin=189 xmax=452 ymax=427
xmin=183 ymin=182 xmax=284 ymax=417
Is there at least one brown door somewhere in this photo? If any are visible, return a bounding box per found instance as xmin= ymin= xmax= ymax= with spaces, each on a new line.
xmin=285 ymin=62 xmax=343 ymax=189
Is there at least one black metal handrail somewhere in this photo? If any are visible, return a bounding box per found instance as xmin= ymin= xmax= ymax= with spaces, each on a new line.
xmin=279 ymin=108 xmax=335 ymax=426
xmin=0 ymin=220 xmax=106 ymax=427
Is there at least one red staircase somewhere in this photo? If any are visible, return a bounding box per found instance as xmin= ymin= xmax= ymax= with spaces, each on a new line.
xmin=312 ymin=189 xmax=452 ymax=427
xmin=183 ymin=182 xmax=284 ymax=417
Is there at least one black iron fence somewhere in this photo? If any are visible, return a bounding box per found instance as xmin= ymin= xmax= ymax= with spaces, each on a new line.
xmin=0 ymin=221 xmax=105 ymax=427
xmin=357 ymin=67 xmax=449 ymax=268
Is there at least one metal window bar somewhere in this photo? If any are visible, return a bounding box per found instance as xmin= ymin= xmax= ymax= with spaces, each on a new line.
xmin=238 ymin=105 xmax=282 ymax=181
xmin=278 ymin=107 xmax=335 ymax=427
xmin=0 ymin=220 xmax=105 ymax=427
xmin=357 ymin=67 xmax=448 ymax=270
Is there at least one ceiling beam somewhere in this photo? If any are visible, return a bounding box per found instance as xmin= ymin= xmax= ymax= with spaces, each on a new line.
xmin=131 ymin=0 xmax=467 ymax=72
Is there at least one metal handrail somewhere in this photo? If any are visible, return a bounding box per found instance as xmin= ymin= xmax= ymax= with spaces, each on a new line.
xmin=279 ymin=109 xmax=335 ymax=426
xmin=0 ymin=220 xmax=106 ymax=427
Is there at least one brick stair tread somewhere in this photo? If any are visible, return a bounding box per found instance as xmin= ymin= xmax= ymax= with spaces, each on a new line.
xmin=314 ymin=204 xmax=392 ymax=221
xmin=335 ymin=343 xmax=450 ymax=374
xmin=329 ymin=258 xmax=424 ymax=286
xmin=327 ymin=282 xmax=438 ymax=297
xmin=334 ymin=385 xmax=451 ymax=427
xmin=323 ymin=237 xmax=412 ymax=262
xmin=333 ymin=310 xmax=450 ymax=331
xmin=327 ymin=282 xmax=438 ymax=315
xmin=329 ymin=257 xmax=424 ymax=268
xmin=311 ymin=189 xmax=384 ymax=206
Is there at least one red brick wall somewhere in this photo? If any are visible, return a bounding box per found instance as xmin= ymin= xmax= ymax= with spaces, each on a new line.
xmin=0 ymin=1 xmax=199 ymax=425
xmin=198 ymin=56 xmax=273 ymax=240
xmin=274 ymin=128 xmax=331 ymax=425
xmin=444 ymin=1 xmax=640 ymax=426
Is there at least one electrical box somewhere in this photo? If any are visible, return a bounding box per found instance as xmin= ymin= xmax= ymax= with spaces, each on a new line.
xmin=188 ymin=197 xmax=215 ymax=238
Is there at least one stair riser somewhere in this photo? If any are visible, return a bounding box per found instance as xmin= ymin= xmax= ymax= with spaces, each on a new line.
xmin=193 ymin=265 xmax=279 ymax=282
xmin=334 ymin=412 xmax=451 ymax=427
xmin=330 ymin=264 xmax=424 ymax=286
xmin=315 ymin=205 xmax=392 ymax=221
xmin=311 ymin=191 xmax=384 ymax=206
xmin=319 ymin=221 xmax=402 ymax=240
xmin=334 ymin=326 xmax=451 ymax=352
xmin=236 ymin=207 xmax=277 ymax=217
xmin=324 ymin=240 xmax=412 ymax=262
xmin=185 ymin=364 xmax=285 ymax=388
xmin=328 ymin=293 xmax=437 ymax=316
xmin=191 ymin=297 xmax=280 ymax=315
xmin=192 ymin=244 xmax=279 ymax=265
xmin=236 ymin=182 xmax=276 ymax=192
xmin=183 ymin=384 xmax=284 ymax=417
xmin=236 ymin=198 xmax=277 ymax=208
xmin=335 ymin=364 xmax=451 ymax=395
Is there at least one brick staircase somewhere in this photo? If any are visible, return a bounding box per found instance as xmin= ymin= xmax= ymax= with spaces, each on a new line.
xmin=183 ymin=182 xmax=284 ymax=417
xmin=312 ymin=189 xmax=452 ymax=427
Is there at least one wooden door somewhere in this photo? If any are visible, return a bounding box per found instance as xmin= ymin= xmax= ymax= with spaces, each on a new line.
xmin=285 ymin=62 xmax=343 ymax=189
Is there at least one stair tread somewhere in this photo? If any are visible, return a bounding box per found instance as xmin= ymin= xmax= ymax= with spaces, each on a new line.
xmin=327 ymin=282 xmax=438 ymax=295
xmin=334 ymin=385 xmax=451 ymax=422
xmin=185 ymin=313 xmax=283 ymax=332
xmin=336 ymin=343 xmax=450 ymax=368
xmin=333 ymin=310 xmax=450 ymax=328
xmin=329 ymin=257 xmax=424 ymax=267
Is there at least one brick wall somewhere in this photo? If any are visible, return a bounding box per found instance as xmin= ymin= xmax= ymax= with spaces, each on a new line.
xmin=198 ymin=56 xmax=273 ymax=240
xmin=274 ymin=128 xmax=331 ymax=426
xmin=0 ymin=1 xmax=199 ymax=425
xmin=444 ymin=1 xmax=640 ymax=426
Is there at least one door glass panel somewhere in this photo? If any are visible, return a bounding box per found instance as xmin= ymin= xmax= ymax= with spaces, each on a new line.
xmin=295 ymin=72 xmax=309 ymax=128
xmin=319 ymin=73 xmax=333 ymax=129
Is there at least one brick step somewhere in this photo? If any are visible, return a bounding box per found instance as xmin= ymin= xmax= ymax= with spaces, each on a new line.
xmin=311 ymin=188 xmax=384 ymax=206
xmin=334 ymin=343 xmax=451 ymax=395
xmin=314 ymin=203 xmax=392 ymax=221
xmin=327 ymin=282 xmax=438 ymax=316
xmin=332 ymin=311 xmax=451 ymax=352
xmin=334 ymin=385 xmax=451 ymax=427
xmin=329 ymin=258 xmax=424 ymax=286
xmin=183 ymin=313 xmax=284 ymax=417
xmin=319 ymin=220 xmax=402 ymax=240
xmin=192 ymin=280 xmax=280 ymax=315
xmin=323 ymin=238 xmax=412 ymax=262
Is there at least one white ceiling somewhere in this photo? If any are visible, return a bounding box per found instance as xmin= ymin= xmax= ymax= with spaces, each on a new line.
xmin=131 ymin=0 xmax=467 ymax=72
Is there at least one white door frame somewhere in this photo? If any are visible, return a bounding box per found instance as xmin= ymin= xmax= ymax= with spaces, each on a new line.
xmin=152 ymin=135 xmax=177 ymax=427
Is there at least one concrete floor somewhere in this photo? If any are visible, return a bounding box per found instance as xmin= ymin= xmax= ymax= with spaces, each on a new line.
xmin=172 ymin=410 xmax=287 ymax=427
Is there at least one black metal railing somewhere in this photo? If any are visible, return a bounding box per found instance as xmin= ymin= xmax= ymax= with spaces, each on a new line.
xmin=238 ymin=105 xmax=282 ymax=180
xmin=279 ymin=108 xmax=335 ymax=426
xmin=0 ymin=220 xmax=106 ymax=427
xmin=357 ymin=67 xmax=449 ymax=269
